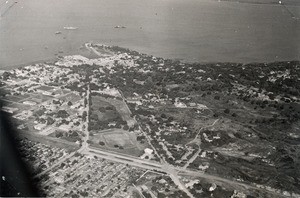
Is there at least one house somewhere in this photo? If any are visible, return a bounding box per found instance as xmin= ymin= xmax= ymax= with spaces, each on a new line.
xmin=34 ymin=123 xmax=46 ymax=131
xmin=23 ymin=100 xmax=37 ymax=106
xmin=174 ymin=101 xmax=187 ymax=108
xmin=58 ymin=124 xmax=71 ymax=131
xmin=144 ymin=148 xmax=153 ymax=155
xmin=54 ymin=175 xmax=65 ymax=184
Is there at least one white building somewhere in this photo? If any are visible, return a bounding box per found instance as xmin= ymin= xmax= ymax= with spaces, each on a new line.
xmin=34 ymin=123 xmax=46 ymax=131
xmin=23 ymin=101 xmax=37 ymax=106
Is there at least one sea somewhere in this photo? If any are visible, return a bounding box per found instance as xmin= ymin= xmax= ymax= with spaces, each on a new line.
xmin=0 ymin=0 xmax=299 ymax=69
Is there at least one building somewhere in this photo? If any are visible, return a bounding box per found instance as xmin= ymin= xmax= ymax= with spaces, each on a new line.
xmin=34 ymin=123 xmax=46 ymax=131
xmin=23 ymin=100 xmax=37 ymax=106
xmin=144 ymin=148 xmax=154 ymax=155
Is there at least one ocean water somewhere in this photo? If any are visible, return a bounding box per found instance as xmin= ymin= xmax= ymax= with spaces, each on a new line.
xmin=0 ymin=0 xmax=299 ymax=69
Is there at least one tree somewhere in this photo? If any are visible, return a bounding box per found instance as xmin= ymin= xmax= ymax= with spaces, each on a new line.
xmin=47 ymin=117 xmax=55 ymax=125
xmin=224 ymin=109 xmax=230 ymax=114
xmin=213 ymin=113 xmax=219 ymax=117
xmin=137 ymin=135 xmax=145 ymax=141
xmin=99 ymin=107 xmax=106 ymax=113
xmin=2 ymin=71 xmax=10 ymax=80
xmin=57 ymin=110 xmax=69 ymax=118
xmin=105 ymin=106 xmax=114 ymax=111
xmin=161 ymin=113 xmax=167 ymax=119
xmin=214 ymin=95 xmax=220 ymax=100
xmin=87 ymin=140 xmax=92 ymax=144
xmin=55 ymin=131 xmax=63 ymax=138
xmin=53 ymin=100 xmax=61 ymax=105
xmin=157 ymin=192 xmax=166 ymax=198
xmin=123 ymin=125 xmax=129 ymax=130
xmin=67 ymin=101 xmax=73 ymax=106
xmin=151 ymin=186 xmax=157 ymax=191
xmin=99 ymin=141 xmax=105 ymax=146
xmin=82 ymin=111 xmax=87 ymax=121
xmin=70 ymin=131 xmax=79 ymax=137
xmin=168 ymin=116 xmax=174 ymax=122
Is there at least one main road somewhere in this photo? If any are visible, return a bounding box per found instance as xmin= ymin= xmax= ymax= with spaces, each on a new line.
xmin=80 ymin=145 xmax=288 ymax=198
xmin=34 ymin=82 xmax=289 ymax=197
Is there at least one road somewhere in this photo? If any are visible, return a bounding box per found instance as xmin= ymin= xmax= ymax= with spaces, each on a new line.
xmin=32 ymin=84 xmax=289 ymax=197
xmin=118 ymin=88 xmax=164 ymax=163
xmin=81 ymin=84 xmax=90 ymax=149
xmin=34 ymin=128 xmax=288 ymax=197
xmin=183 ymin=118 xmax=219 ymax=170
xmin=34 ymin=85 xmax=91 ymax=179
xmin=81 ymin=145 xmax=287 ymax=197
xmin=186 ymin=118 xmax=220 ymax=146
xmin=88 ymin=147 xmax=161 ymax=168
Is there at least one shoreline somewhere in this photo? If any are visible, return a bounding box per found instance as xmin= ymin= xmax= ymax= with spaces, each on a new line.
xmin=2 ymin=56 xmax=299 ymax=71
xmin=1 ymin=43 xmax=299 ymax=71
xmin=0 ymin=43 xmax=107 ymax=70
xmin=0 ymin=58 xmax=59 ymax=71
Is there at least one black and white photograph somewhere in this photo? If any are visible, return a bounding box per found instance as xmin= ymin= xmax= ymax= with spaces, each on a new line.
xmin=0 ymin=0 xmax=299 ymax=197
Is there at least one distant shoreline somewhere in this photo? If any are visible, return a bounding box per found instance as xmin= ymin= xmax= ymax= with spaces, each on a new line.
xmin=1 ymin=43 xmax=299 ymax=71
xmin=0 ymin=58 xmax=58 ymax=70
xmin=1 ymin=55 xmax=299 ymax=71
xmin=0 ymin=44 xmax=108 ymax=70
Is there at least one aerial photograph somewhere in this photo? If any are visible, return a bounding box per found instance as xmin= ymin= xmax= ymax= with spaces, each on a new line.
xmin=0 ymin=0 xmax=299 ymax=197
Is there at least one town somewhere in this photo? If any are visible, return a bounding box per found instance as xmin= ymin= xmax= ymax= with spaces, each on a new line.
xmin=0 ymin=43 xmax=299 ymax=197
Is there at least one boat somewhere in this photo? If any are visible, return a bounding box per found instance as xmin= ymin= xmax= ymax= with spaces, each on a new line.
xmin=55 ymin=31 xmax=62 ymax=34
xmin=114 ymin=25 xmax=126 ymax=29
xmin=63 ymin=27 xmax=78 ymax=30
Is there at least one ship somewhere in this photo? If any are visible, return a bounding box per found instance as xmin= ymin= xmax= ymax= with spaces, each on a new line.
xmin=114 ymin=25 xmax=126 ymax=29
xmin=63 ymin=27 xmax=78 ymax=30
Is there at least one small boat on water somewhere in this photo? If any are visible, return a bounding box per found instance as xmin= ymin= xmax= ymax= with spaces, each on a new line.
xmin=63 ymin=26 xmax=78 ymax=30
xmin=55 ymin=31 xmax=62 ymax=34
xmin=114 ymin=25 xmax=126 ymax=29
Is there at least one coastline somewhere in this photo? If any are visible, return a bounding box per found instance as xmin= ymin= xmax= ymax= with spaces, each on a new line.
xmin=1 ymin=46 xmax=299 ymax=71
xmin=0 ymin=44 xmax=101 ymax=70
xmin=0 ymin=58 xmax=58 ymax=71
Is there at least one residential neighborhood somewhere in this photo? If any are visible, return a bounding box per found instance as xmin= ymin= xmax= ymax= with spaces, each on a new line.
xmin=0 ymin=44 xmax=299 ymax=197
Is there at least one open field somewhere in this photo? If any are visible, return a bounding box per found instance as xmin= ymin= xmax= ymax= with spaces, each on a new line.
xmin=89 ymin=129 xmax=147 ymax=157
xmin=103 ymin=132 xmax=134 ymax=148
xmin=95 ymin=95 xmax=135 ymax=126
xmin=59 ymin=93 xmax=82 ymax=103
xmin=27 ymin=94 xmax=54 ymax=103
